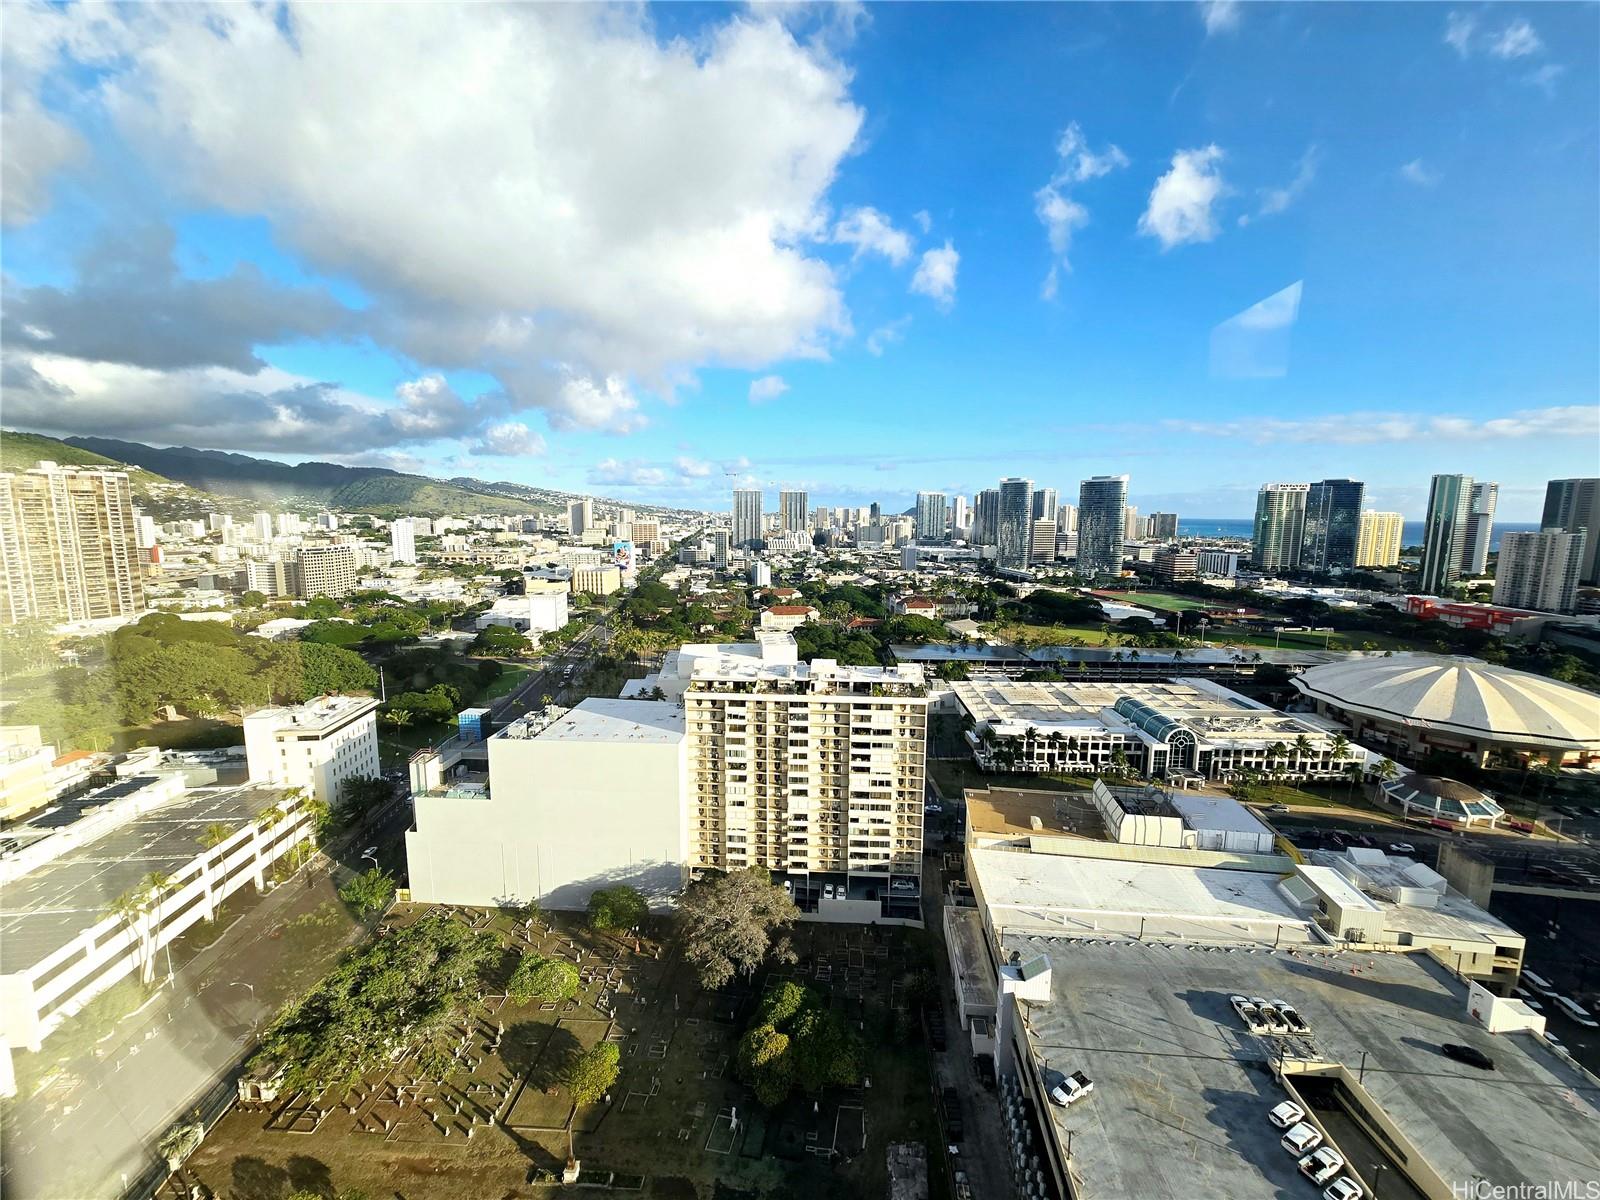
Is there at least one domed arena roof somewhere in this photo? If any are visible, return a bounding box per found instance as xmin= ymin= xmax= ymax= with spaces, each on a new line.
xmin=1292 ymin=655 xmax=1600 ymax=751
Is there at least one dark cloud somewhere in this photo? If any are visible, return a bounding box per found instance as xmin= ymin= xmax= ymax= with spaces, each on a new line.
xmin=2 ymin=225 xmax=355 ymax=372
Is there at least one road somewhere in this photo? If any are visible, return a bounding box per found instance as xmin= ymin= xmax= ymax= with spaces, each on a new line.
xmin=2 ymin=797 xmax=412 ymax=1200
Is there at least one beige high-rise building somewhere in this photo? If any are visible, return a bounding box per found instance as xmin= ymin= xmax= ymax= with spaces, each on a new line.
xmin=1030 ymin=519 xmax=1058 ymax=564
xmin=1356 ymin=510 xmax=1404 ymax=568
xmin=0 ymin=462 xmax=145 ymax=625
xmin=294 ymin=544 xmax=358 ymax=599
xmin=674 ymin=634 xmax=927 ymax=882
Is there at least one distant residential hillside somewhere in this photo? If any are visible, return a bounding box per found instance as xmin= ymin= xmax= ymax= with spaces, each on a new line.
xmin=60 ymin=435 xmax=541 ymax=517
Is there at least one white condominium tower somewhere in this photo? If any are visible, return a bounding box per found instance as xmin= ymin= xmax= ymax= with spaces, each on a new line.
xmin=390 ymin=517 xmax=417 ymax=564
xmin=732 ymin=488 xmax=764 ymax=548
xmin=778 ymin=489 xmax=809 ymax=535
xmin=1459 ymin=482 xmax=1498 ymax=576
xmin=1252 ymin=483 xmax=1309 ymax=573
xmin=1492 ymin=530 xmax=1585 ymax=614
xmin=0 ymin=462 xmax=145 ymax=625
xmin=1356 ymin=511 xmax=1404 ymax=568
xmin=567 ymin=498 xmax=594 ymax=537
xmin=679 ymin=634 xmax=927 ymax=882
xmin=1076 ymin=475 xmax=1128 ymax=578
xmin=915 ymin=491 xmax=948 ymax=543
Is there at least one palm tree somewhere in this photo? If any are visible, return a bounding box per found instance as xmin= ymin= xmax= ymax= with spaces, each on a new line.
xmin=198 ymin=823 xmax=233 ymax=850
xmin=1292 ymin=734 xmax=1315 ymax=777
xmin=1266 ymin=741 xmax=1289 ymax=782
xmin=1343 ymin=761 xmax=1365 ymax=802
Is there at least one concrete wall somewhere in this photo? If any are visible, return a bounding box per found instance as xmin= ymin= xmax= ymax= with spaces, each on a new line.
xmin=1436 ymin=843 xmax=1495 ymax=907
xmin=407 ymin=729 xmax=687 ymax=912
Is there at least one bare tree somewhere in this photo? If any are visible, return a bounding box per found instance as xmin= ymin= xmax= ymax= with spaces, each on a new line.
xmin=677 ymin=868 xmax=799 ymax=990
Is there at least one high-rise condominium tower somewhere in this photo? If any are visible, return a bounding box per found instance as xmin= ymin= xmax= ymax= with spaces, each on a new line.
xmin=1492 ymin=531 xmax=1585 ymax=614
xmin=0 ymin=463 xmax=145 ymax=625
xmin=1031 ymin=488 xmax=1058 ymax=524
xmin=1356 ymin=511 xmax=1404 ymax=568
xmin=778 ymin=489 xmax=809 ymax=535
xmin=1147 ymin=512 xmax=1179 ymax=541
xmin=915 ymin=492 xmax=948 ymax=543
xmin=1459 ymin=482 xmax=1498 ymax=576
xmin=684 ymin=636 xmax=927 ymax=881
xmin=1540 ymin=478 xmax=1600 ymax=585
xmin=973 ymin=489 xmax=1000 ymax=546
xmin=732 ymin=488 xmax=764 ymax=548
xmin=1419 ymin=474 xmax=1473 ymax=595
xmin=1076 ymin=475 xmax=1129 ymax=578
xmin=996 ymin=478 xmax=1034 ymax=571
xmin=390 ymin=517 xmax=417 ymax=564
xmin=1253 ymin=483 xmax=1310 ymax=573
xmin=1301 ymin=479 xmax=1365 ymax=572
xmin=951 ymin=495 xmax=969 ymax=536
xmin=567 ymin=498 xmax=593 ymax=537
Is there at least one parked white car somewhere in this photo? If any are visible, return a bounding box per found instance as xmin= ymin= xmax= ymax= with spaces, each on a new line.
xmin=1299 ymin=1147 xmax=1346 ymax=1186
xmin=1324 ymin=1177 xmax=1364 ymax=1200
xmin=1267 ymin=1100 xmax=1305 ymax=1129
xmin=1281 ymin=1122 xmax=1322 ymax=1155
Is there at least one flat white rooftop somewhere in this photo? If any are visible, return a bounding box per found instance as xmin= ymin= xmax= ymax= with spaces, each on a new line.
xmin=501 ymin=698 xmax=683 ymax=744
xmin=971 ymin=847 xmax=1317 ymax=945
xmin=243 ymin=694 xmax=379 ymax=733
xmin=1168 ymin=792 xmax=1275 ymax=838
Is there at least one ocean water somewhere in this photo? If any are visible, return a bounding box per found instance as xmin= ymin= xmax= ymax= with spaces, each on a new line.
xmin=1179 ymin=519 xmax=1545 ymax=551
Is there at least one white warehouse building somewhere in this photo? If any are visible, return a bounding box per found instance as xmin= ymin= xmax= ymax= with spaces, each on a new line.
xmin=405 ymin=699 xmax=688 ymax=912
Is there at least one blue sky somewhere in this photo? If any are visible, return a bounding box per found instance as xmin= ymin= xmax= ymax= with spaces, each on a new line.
xmin=2 ymin=1 xmax=1596 ymax=519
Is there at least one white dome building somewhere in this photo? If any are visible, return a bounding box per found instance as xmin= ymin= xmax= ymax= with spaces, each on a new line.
xmin=1292 ymin=655 xmax=1600 ymax=768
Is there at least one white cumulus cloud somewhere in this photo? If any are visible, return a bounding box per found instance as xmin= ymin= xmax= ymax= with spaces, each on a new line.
xmin=748 ymin=375 xmax=790 ymax=404
xmin=1198 ymin=0 xmax=1241 ymax=35
xmin=1138 ymin=145 xmax=1227 ymax=250
xmin=1400 ymin=158 xmax=1441 ymax=187
xmin=1033 ymin=122 xmax=1128 ymax=294
xmin=1490 ymin=18 xmax=1542 ymax=59
xmin=910 ymin=241 xmax=959 ymax=309
xmin=17 ymin=3 xmax=876 ymax=442
xmin=831 ymin=206 xmax=913 ymax=265
xmin=1163 ymin=405 xmax=1599 ymax=446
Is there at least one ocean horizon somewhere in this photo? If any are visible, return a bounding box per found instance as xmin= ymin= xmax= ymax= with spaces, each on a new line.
xmin=1179 ymin=519 xmax=1545 ymax=551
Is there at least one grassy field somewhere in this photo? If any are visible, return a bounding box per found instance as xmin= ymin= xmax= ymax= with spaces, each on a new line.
xmin=184 ymin=909 xmax=946 ymax=1200
xmin=929 ymin=756 xmax=1098 ymax=800
xmin=981 ymin=621 xmax=1120 ymax=647
xmin=1098 ymin=591 xmax=1218 ymax=613
xmin=480 ymin=662 xmax=535 ymax=701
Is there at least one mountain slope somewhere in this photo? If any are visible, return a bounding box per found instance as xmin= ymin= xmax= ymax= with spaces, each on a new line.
xmin=60 ymin=436 xmax=539 ymax=516
xmin=2 ymin=430 xmax=170 ymax=483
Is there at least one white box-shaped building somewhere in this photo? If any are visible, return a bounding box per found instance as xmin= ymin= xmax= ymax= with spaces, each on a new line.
xmin=406 ymin=698 xmax=687 ymax=912
xmin=243 ymin=695 xmax=381 ymax=805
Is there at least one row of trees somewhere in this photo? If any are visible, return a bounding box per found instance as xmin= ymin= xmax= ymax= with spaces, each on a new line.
xmin=7 ymin=613 xmax=377 ymax=751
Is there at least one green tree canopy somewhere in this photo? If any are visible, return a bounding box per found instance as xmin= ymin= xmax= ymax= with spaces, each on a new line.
xmin=508 ymin=954 xmax=579 ymax=1005
xmin=587 ymin=885 xmax=647 ymax=932
xmin=677 ymin=868 xmax=798 ymax=990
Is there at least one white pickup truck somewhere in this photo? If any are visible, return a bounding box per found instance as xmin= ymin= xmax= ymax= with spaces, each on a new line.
xmin=1048 ymin=1070 xmax=1095 ymax=1107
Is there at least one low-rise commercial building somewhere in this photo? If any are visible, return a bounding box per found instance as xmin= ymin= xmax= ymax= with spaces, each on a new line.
xmin=243 ymin=695 xmax=381 ymax=805
xmin=953 ymin=678 xmax=1365 ymax=783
